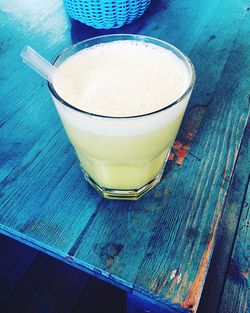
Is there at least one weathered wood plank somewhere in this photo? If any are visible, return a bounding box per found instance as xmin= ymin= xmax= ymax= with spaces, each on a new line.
xmin=0 ymin=0 xmax=249 ymax=312
xmin=0 ymin=0 xmax=104 ymax=282
xmin=0 ymin=0 xmax=227 ymax=271
xmin=197 ymin=122 xmax=250 ymax=312
xmin=134 ymin=6 xmax=250 ymax=311
xmin=69 ymin=1 xmax=250 ymax=311
xmin=0 ymin=128 xmax=102 ymax=252
xmin=218 ymin=181 xmax=249 ymax=313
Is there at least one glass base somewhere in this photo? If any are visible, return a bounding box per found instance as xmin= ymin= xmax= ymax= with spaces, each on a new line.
xmin=82 ymin=165 xmax=165 ymax=201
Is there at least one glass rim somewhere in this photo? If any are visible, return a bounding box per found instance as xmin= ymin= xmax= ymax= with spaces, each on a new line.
xmin=48 ymin=34 xmax=196 ymax=119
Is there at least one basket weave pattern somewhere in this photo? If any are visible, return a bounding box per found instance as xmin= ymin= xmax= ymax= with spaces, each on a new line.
xmin=64 ymin=0 xmax=151 ymax=29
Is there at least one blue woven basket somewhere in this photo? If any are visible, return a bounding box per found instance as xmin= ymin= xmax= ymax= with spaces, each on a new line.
xmin=64 ymin=0 xmax=151 ymax=29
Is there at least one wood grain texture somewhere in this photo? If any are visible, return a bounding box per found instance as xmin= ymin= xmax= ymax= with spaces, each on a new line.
xmin=198 ymin=122 xmax=250 ymax=312
xmin=219 ymin=181 xmax=250 ymax=313
xmin=0 ymin=0 xmax=249 ymax=312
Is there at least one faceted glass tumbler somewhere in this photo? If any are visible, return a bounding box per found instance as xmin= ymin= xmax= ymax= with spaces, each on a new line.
xmin=48 ymin=34 xmax=195 ymax=200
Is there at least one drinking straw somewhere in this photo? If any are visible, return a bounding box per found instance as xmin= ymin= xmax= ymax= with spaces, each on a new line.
xmin=21 ymin=46 xmax=55 ymax=82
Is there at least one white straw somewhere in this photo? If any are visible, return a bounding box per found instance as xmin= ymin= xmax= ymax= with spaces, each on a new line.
xmin=21 ymin=46 xmax=55 ymax=82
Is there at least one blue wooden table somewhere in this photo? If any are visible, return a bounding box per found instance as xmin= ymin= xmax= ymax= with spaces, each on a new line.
xmin=0 ymin=1 xmax=249 ymax=312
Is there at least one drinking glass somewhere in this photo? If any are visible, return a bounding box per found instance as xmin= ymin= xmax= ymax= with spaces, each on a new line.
xmin=48 ymin=34 xmax=195 ymax=200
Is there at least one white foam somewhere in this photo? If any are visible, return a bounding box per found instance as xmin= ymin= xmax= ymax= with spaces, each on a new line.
xmin=53 ymin=40 xmax=190 ymax=117
xmin=51 ymin=40 xmax=192 ymax=136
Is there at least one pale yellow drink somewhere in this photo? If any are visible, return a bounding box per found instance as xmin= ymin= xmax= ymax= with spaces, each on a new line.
xmin=50 ymin=36 xmax=194 ymax=198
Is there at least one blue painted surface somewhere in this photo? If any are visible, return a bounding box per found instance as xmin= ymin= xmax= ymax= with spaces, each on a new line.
xmin=0 ymin=0 xmax=249 ymax=312
xmin=198 ymin=121 xmax=250 ymax=313
xmin=219 ymin=137 xmax=250 ymax=313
